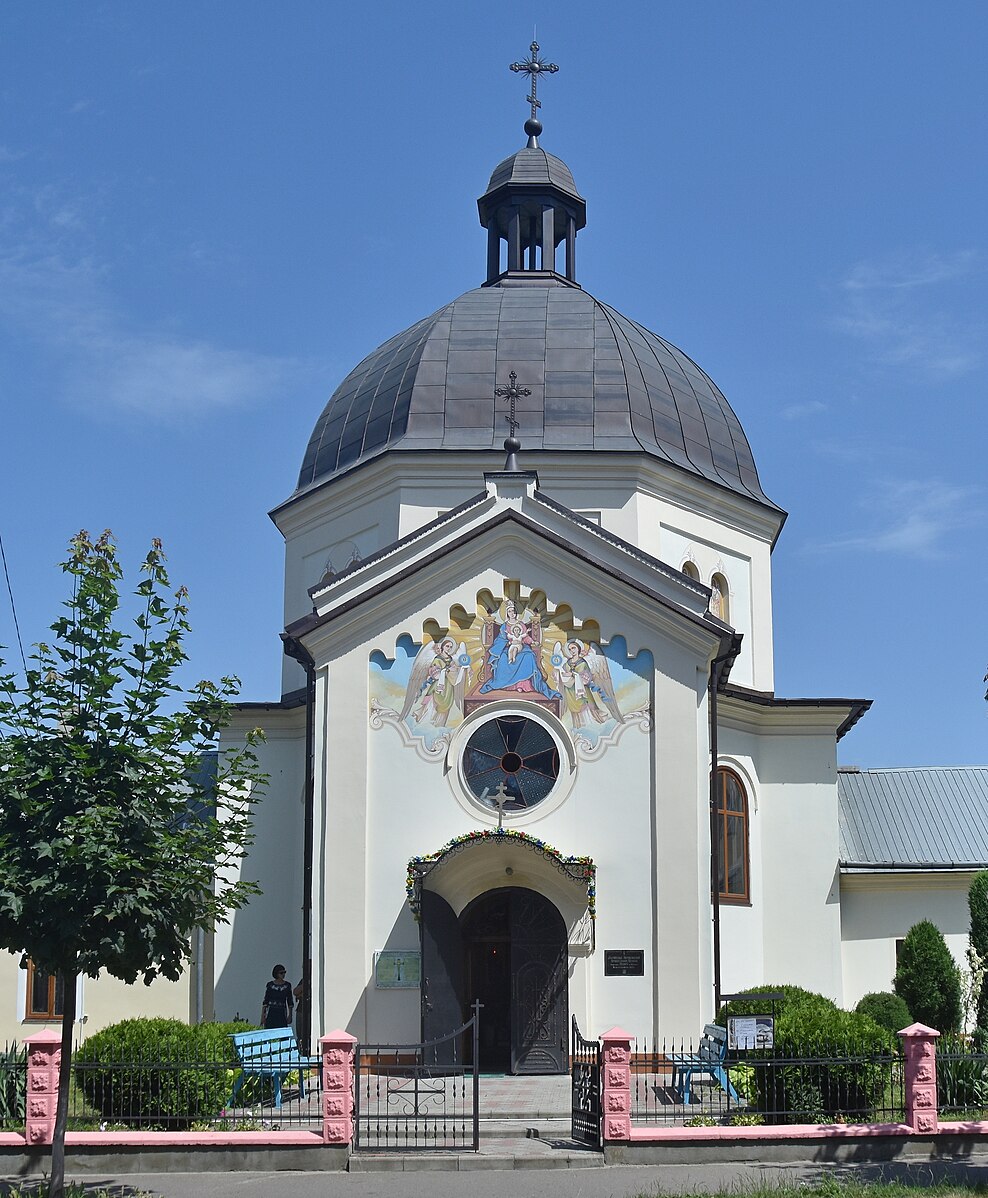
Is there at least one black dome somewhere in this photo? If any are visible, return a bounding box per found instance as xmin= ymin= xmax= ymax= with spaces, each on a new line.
xmin=296 ymin=281 xmax=777 ymax=510
xmin=485 ymin=146 xmax=582 ymax=200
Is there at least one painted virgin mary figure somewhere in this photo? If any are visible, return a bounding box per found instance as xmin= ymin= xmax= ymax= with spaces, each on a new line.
xmin=479 ymin=601 xmax=561 ymax=700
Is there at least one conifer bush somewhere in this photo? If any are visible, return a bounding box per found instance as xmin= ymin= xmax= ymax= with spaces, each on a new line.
xmin=893 ymin=920 xmax=962 ymax=1033
xmin=75 ymin=1018 xmax=253 ymax=1128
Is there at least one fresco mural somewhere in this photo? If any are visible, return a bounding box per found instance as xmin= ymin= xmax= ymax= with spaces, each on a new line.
xmin=369 ymin=587 xmax=652 ymax=760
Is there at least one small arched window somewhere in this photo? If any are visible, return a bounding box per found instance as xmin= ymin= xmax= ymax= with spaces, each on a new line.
xmin=682 ymin=560 xmax=700 ymax=581
xmin=710 ymin=573 xmax=730 ymax=623
xmin=715 ymin=768 xmax=749 ymax=903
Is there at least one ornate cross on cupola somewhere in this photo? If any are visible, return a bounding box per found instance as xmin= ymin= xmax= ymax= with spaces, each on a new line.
xmin=510 ymin=40 xmax=559 ymax=129
xmin=494 ymin=371 xmax=530 ymax=471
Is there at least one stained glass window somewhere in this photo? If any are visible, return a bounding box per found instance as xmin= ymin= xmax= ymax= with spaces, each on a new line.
xmin=463 ymin=715 xmax=560 ymax=812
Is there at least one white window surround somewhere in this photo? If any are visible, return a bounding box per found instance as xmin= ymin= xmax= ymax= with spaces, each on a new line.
xmin=444 ymin=699 xmax=578 ymax=826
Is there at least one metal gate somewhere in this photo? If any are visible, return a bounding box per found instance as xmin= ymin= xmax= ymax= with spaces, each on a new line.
xmin=354 ymin=1001 xmax=481 ymax=1150
xmin=571 ymin=1015 xmax=601 ymax=1147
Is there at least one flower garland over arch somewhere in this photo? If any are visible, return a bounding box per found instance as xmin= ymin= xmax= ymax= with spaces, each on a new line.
xmin=406 ymin=829 xmax=596 ymax=925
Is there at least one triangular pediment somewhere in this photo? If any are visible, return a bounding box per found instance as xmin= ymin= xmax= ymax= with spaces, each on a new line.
xmin=286 ymin=474 xmax=738 ymax=668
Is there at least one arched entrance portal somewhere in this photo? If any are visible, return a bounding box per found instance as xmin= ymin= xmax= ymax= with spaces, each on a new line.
xmin=421 ymin=887 xmax=568 ymax=1074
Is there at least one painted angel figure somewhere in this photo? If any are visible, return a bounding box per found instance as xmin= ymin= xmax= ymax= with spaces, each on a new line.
xmin=550 ymin=639 xmax=623 ymax=729
xmin=400 ymin=636 xmax=471 ymax=727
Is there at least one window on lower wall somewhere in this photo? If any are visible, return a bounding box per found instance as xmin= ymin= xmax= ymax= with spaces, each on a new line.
xmin=25 ymin=960 xmax=65 ymax=1020
xmin=715 ymin=768 xmax=750 ymax=903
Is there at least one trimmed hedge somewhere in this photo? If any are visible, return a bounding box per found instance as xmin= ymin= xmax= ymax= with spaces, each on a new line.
xmin=894 ymin=920 xmax=962 ymax=1033
xmin=855 ymin=992 xmax=912 ymax=1035
xmin=718 ymin=984 xmax=895 ymax=1123
xmin=75 ymin=1017 xmax=254 ymax=1129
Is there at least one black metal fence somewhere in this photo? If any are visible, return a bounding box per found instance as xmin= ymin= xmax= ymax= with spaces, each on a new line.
xmin=935 ymin=1040 xmax=988 ymax=1120
xmin=571 ymin=1016 xmax=601 ymax=1146
xmin=69 ymin=1039 xmax=321 ymax=1130
xmin=354 ymin=1003 xmax=480 ymax=1151
xmin=0 ymin=1042 xmax=26 ymax=1131
xmin=631 ymin=1034 xmax=905 ymax=1126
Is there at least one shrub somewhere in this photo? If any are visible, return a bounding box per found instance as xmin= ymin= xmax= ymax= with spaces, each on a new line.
xmin=75 ymin=1018 xmax=253 ymax=1129
xmin=936 ymin=1033 xmax=988 ymax=1115
xmin=719 ymin=984 xmax=894 ymax=1123
xmin=969 ymin=871 xmax=988 ymax=1041
xmin=0 ymin=1042 xmax=26 ymax=1128
xmin=894 ymin=920 xmax=962 ymax=1033
xmin=854 ymin=992 xmax=912 ymax=1035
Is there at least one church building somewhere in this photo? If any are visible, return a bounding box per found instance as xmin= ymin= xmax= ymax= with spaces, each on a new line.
xmin=211 ymin=53 xmax=890 ymax=1070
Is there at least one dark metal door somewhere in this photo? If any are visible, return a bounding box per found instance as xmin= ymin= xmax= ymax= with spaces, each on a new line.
xmin=509 ymin=889 xmax=568 ymax=1074
xmin=421 ymin=889 xmax=465 ymax=1064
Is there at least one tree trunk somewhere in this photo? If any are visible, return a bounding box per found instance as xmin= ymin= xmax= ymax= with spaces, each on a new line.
xmin=49 ymin=968 xmax=77 ymax=1198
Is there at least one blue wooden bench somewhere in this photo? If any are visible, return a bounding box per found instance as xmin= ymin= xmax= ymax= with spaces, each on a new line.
xmin=228 ymin=1028 xmax=321 ymax=1109
xmin=669 ymin=1023 xmax=740 ymax=1104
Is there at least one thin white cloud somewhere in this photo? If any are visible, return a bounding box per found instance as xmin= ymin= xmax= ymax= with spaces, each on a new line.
xmin=816 ymin=478 xmax=980 ymax=559
xmin=843 ymin=250 xmax=977 ymax=292
xmin=0 ymin=185 xmax=301 ymax=421
xmin=780 ymin=400 xmax=828 ymax=421
xmin=834 ymin=249 xmax=982 ymax=381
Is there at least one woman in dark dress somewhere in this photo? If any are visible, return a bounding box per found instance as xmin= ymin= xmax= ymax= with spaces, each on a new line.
xmin=260 ymin=964 xmax=294 ymax=1029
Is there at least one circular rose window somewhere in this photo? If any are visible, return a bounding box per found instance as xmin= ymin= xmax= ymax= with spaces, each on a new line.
xmin=462 ymin=714 xmax=560 ymax=812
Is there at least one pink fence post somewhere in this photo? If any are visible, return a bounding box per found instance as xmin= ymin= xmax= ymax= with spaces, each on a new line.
xmin=898 ymin=1022 xmax=940 ymax=1133
xmin=320 ymin=1030 xmax=357 ymax=1148
xmin=24 ymin=1029 xmax=62 ymax=1147
xmin=600 ymin=1026 xmax=633 ymax=1143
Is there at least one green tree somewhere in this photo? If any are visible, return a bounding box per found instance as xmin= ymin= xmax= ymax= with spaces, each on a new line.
xmin=968 ymin=870 xmax=988 ymax=1043
xmin=894 ymin=919 xmax=962 ymax=1033
xmin=0 ymin=532 xmax=263 ymax=1197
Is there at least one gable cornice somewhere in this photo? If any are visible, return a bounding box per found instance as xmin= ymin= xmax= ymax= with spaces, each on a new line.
xmin=286 ymin=500 xmax=739 ymax=667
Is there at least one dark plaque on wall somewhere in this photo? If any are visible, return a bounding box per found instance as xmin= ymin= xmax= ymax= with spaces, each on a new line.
xmin=604 ymin=950 xmax=645 ymax=976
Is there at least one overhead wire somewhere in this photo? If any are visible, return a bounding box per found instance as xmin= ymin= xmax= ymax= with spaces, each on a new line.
xmin=0 ymin=530 xmax=27 ymax=674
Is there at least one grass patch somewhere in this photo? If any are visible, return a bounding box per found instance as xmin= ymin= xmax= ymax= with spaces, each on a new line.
xmin=629 ymin=1183 xmax=988 ymax=1198
xmin=0 ymin=1187 xmax=154 ymax=1197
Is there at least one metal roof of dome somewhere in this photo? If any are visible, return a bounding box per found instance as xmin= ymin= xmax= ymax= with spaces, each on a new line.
xmin=295 ymin=281 xmax=777 ymax=510
xmin=485 ymin=146 xmax=582 ymax=200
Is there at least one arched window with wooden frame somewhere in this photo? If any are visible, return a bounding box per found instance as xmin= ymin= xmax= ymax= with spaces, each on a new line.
xmin=715 ymin=768 xmax=749 ymax=903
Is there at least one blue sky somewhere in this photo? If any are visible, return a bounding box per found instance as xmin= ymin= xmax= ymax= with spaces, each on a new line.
xmin=1 ymin=2 xmax=986 ymax=767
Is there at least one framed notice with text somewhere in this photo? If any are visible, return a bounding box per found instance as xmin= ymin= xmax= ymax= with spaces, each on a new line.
xmin=727 ymin=1015 xmax=774 ymax=1050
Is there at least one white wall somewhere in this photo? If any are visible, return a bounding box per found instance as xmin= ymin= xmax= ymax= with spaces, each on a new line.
xmin=715 ymin=722 xmax=845 ymax=1006
xmin=0 ymin=952 xmax=190 ymax=1044
xmin=213 ymin=708 xmax=306 ymax=1024
xmin=840 ymin=872 xmax=974 ymax=1011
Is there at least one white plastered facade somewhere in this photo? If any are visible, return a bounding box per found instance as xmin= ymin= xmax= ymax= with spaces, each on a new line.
xmin=208 ymin=463 xmax=876 ymax=1054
